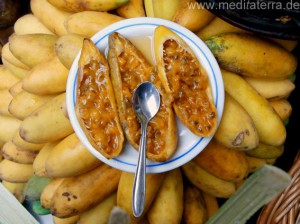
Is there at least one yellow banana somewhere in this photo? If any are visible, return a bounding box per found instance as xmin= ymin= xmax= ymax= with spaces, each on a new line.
xmin=182 ymin=185 xmax=208 ymax=224
xmin=2 ymin=181 xmax=26 ymax=203
xmin=1 ymin=43 xmax=30 ymax=70
xmin=19 ymin=93 xmax=74 ymax=144
xmin=79 ymin=193 xmax=116 ymax=224
xmin=65 ymin=11 xmax=123 ymax=38
xmin=147 ymin=168 xmax=183 ymax=224
xmin=55 ymin=34 xmax=84 ymax=69
xmin=117 ymin=172 xmax=165 ymax=223
xmin=2 ymin=141 xmax=37 ymax=164
xmin=52 ymin=164 xmax=121 ymax=218
xmin=9 ymin=33 xmax=57 ymax=69
xmin=52 ymin=215 xmax=79 ymax=224
xmin=245 ymin=156 xmax=267 ymax=173
xmin=202 ymin=192 xmax=219 ymax=218
xmin=269 ymin=99 xmax=292 ymax=121
xmin=0 ymin=88 xmax=13 ymax=117
xmin=9 ymin=81 xmax=23 ymax=97
xmin=22 ymin=56 xmax=69 ymax=95
xmin=1 ymin=57 xmax=29 ymax=79
xmin=245 ymin=143 xmax=284 ymax=159
xmin=48 ymin=0 xmax=129 ymax=12
xmin=270 ymin=38 xmax=298 ymax=52
xmin=41 ymin=178 xmax=65 ymax=209
xmin=0 ymin=65 xmax=20 ymax=90
xmin=9 ymin=90 xmax=55 ymax=120
xmin=144 ymin=0 xmax=181 ymax=20
xmin=0 ymin=159 xmax=33 ymax=183
xmin=222 ymin=70 xmax=286 ymax=146
xmin=214 ymin=93 xmax=259 ymax=150
xmin=12 ymin=131 xmax=45 ymax=152
xmin=14 ymin=14 xmax=54 ymax=35
xmin=30 ymin=0 xmax=72 ymax=36
xmin=116 ymin=0 xmax=145 ymax=18
xmin=182 ymin=161 xmax=236 ymax=198
xmin=45 ymin=133 xmax=102 ymax=178
xmin=245 ymin=77 xmax=295 ymax=100
xmin=33 ymin=142 xmax=59 ymax=177
xmin=0 ymin=115 xmax=21 ymax=142
xmin=193 ymin=140 xmax=249 ymax=182
xmin=172 ymin=0 xmax=215 ymax=32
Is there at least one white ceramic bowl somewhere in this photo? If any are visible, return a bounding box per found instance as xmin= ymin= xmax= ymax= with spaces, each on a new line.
xmin=66 ymin=17 xmax=224 ymax=174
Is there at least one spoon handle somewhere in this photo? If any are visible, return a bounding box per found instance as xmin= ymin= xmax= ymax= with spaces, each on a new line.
xmin=132 ymin=121 xmax=148 ymax=218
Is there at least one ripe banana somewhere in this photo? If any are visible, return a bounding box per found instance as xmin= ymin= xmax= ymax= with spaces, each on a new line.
xmin=14 ymin=14 xmax=54 ymax=35
xmin=1 ymin=43 xmax=30 ymax=70
xmin=269 ymin=99 xmax=292 ymax=121
xmin=9 ymin=81 xmax=22 ymax=97
xmin=79 ymin=193 xmax=116 ymax=224
xmin=246 ymin=156 xmax=267 ymax=173
xmin=182 ymin=161 xmax=236 ymax=198
xmin=12 ymin=131 xmax=45 ymax=152
xmin=19 ymin=93 xmax=74 ymax=144
xmin=147 ymin=168 xmax=183 ymax=224
xmin=8 ymin=33 xmax=57 ymax=68
xmin=9 ymin=90 xmax=55 ymax=120
xmin=245 ymin=143 xmax=284 ymax=159
xmin=0 ymin=115 xmax=21 ymax=142
xmin=41 ymin=178 xmax=65 ymax=209
xmin=117 ymin=172 xmax=165 ymax=223
xmin=202 ymin=192 xmax=219 ymax=218
xmin=172 ymin=0 xmax=215 ymax=32
xmin=51 ymin=164 xmax=122 ymax=218
xmin=1 ymin=57 xmax=29 ymax=79
xmin=52 ymin=215 xmax=79 ymax=224
xmin=1 ymin=181 xmax=26 ymax=203
xmin=116 ymin=0 xmax=145 ymax=18
xmin=2 ymin=141 xmax=37 ymax=164
xmin=222 ymin=70 xmax=286 ymax=146
xmin=144 ymin=0 xmax=181 ymax=20
xmin=55 ymin=34 xmax=84 ymax=69
xmin=30 ymin=0 xmax=72 ymax=36
xmin=193 ymin=140 xmax=249 ymax=182
xmin=183 ymin=185 xmax=208 ymax=224
xmin=47 ymin=0 xmax=129 ymax=12
xmin=65 ymin=11 xmax=124 ymax=38
xmin=245 ymin=77 xmax=295 ymax=100
xmin=33 ymin=142 xmax=59 ymax=177
xmin=214 ymin=93 xmax=259 ymax=150
xmin=0 ymin=88 xmax=13 ymax=117
xmin=45 ymin=133 xmax=102 ymax=178
xmin=269 ymin=38 xmax=298 ymax=52
xmin=0 ymin=159 xmax=33 ymax=183
xmin=0 ymin=65 xmax=20 ymax=90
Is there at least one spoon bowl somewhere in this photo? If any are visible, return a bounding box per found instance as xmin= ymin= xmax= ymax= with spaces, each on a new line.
xmin=131 ymin=81 xmax=161 ymax=217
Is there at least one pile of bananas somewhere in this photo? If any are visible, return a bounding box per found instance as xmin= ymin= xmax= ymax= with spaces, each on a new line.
xmin=0 ymin=0 xmax=298 ymax=223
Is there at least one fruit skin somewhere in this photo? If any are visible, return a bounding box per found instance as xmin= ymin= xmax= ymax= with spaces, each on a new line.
xmin=23 ymin=175 xmax=52 ymax=201
xmin=182 ymin=161 xmax=236 ymax=198
xmin=117 ymin=172 xmax=165 ymax=223
xmin=9 ymin=81 xmax=22 ymax=96
xmin=206 ymin=33 xmax=297 ymax=79
xmin=202 ymin=192 xmax=219 ymax=218
xmin=2 ymin=181 xmax=26 ymax=203
xmin=0 ymin=115 xmax=21 ymax=142
xmin=0 ymin=88 xmax=13 ymax=116
xmin=45 ymin=133 xmax=102 ymax=178
xmin=172 ymin=0 xmax=215 ymax=32
xmin=193 ymin=140 xmax=249 ymax=182
xmin=30 ymin=0 xmax=71 ymax=36
xmin=65 ymin=11 xmax=123 ymax=38
xmin=0 ymin=65 xmax=19 ymax=90
xmin=222 ymin=70 xmax=286 ymax=146
xmin=13 ymin=14 xmax=54 ymax=35
xmin=0 ymin=159 xmax=33 ymax=183
xmin=269 ymin=99 xmax=292 ymax=121
xmin=12 ymin=131 xmax=45 ymax=152
xmin=79 ymin=193 xmax=116 ymax=224
xmin=47 ymin=0 xmax=129 ymax=12
xmin=245 ymin=143 xmax=284 ymax=159
xmin=1 ymin=43 xmax=30 ymax=70
xmin=22 ymin=56 xmax=69 ymax=95
xmin=116 ymin=0 xmax=145 ymax=18
xmin=40 ymin=178 xmax=65 ymax=209
xmin=8 ymin=33 xmax=57 ymax=68
xmin=245 ymin=156 xmax=267 ymax=173
xmin=19 ymin=93 xmax=74 ymax=144
xmin=2 ymin=141 xmax=37 ymax=164
xmin=214 ymin=93 xmax=259 ymax=150
xmin=144 ymin=0 xmax=181 ymax=20
xmin=52 ymin=215 xmax=79 ymax=224
xmin=1 ymin=57 xmax=29 ymax=79
xmin=55 ymin=34 xmax=84 ymax=69
xmin=9 ymin=90 xmax=55 ymax=120
xmin=147 ymin=168 xmax=183 ymax=224
xmin=245 ymin=77 xmax=295 ymax=100
xmin=182 ymin=185 xmax=208 ymax=224
xmin=51 ymin=164 xmax=121 ymax=218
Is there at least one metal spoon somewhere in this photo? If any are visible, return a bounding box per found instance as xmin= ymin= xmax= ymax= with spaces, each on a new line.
xmin=132 ymin=81 xmax=161 ymax=218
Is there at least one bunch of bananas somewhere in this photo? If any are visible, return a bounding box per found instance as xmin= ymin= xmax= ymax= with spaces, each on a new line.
xmin=0 ymin=0 xmax=298 ymax=223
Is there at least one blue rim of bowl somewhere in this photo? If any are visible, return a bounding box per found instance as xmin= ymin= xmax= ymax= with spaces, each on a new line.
xmin=67 ymin=18 xmax=224 ymax=173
